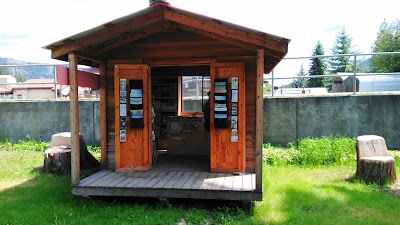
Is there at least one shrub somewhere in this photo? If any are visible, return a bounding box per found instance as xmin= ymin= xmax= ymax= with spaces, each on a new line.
xmin=263 ymin=136 xmax=356 ymax=166
xmin=0 ymin=136 xmax=49 ymax=152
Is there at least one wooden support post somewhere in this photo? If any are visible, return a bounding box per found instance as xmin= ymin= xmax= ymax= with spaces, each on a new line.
xmin=99 ymin=63 xmax=107 ymax=168
xmin=255 ymin=49 xmax=264 ymax=191
xmin=69 ymin=52 xmax=80 ymax=185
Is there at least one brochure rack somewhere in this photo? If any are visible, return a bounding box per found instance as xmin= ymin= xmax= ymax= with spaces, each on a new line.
xmin=213 ymin=78 xmax=229 ymax=128
xmin=129 ymin=80 xmax=144 ymax=128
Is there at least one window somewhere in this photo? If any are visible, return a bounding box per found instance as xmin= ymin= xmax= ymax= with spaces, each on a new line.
xmin=179 ymin=76 xmax=210 ymax=115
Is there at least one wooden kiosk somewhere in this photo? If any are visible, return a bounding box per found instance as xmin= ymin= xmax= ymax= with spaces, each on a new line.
xmin=44 ymin=1 xmax=289 ymax=201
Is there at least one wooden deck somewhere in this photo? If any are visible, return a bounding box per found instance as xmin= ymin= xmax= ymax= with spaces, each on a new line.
xmin=72 ymin=170 xmax=261 ymax=201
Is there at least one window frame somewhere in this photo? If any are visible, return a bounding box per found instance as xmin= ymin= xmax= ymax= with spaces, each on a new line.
xmin=178 ymin=75 xmax=210 ymax=117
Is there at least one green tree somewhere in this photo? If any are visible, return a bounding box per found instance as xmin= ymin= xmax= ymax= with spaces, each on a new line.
xmin=371 ymin=19 xmax=400 ymax=72
xmin=291 ymin=64 xmax=308 ymax=88
xmin=308 ymin=41 xmax=326 ymax=87
xmin=329 ymin=27 xmax=354 ymax=73
xmin=0 ymin=67 xmax=12 ymax=75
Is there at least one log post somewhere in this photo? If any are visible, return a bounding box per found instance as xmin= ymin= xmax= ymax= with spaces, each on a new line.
xmin=69 ymin=52 xmax=80 ymax=185
xmin=356 ymin=135 xmax=397 ymax=185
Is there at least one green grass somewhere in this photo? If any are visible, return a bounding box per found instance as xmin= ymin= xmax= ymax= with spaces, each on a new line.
xmin=263 ymin=136 xmax=357 ymax=166
xmin=1 ymin=139 xmax=400 ymax=224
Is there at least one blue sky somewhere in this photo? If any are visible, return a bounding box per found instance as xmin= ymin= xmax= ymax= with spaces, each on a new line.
xmin=0 ymin=0 xmax=398 ymax=80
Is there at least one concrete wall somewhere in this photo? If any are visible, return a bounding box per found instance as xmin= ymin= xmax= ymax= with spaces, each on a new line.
xmin=0 ymin=101 xmax=100 ymax=145
xmin=264 ymin=95 xmax=400 ymax=150
xmin=1 ymin=95 xmax=399 ymax=149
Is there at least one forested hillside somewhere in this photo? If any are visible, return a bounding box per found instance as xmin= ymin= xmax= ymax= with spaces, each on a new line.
xmin=0 ymin=57 xmax=54 ymax=82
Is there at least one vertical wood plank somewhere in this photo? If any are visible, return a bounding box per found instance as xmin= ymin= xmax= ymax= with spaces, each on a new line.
xmin=255 ymin=49 xmax=264 ymax=191
xmin=238 ymin=64 xmax=246 ymax=172
xmin=68 ymin=52 xmax=80 ymax=185
xmin=100 ymin=63 xmax=107 ymax=168
xmin=114 ymin=65 xmax=121 ymax=169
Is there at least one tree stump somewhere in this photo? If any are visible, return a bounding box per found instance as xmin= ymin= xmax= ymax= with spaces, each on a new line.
xmin=43 ymin=132 xmax=99 ymax=175
xmin=44 ymin=147 xmax=71 ymax=174
xmin=355 ymin=135 xmax=397 ymax=185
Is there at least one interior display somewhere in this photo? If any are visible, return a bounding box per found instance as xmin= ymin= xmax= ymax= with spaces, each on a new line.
xmin=129 ymin=80 xmax=144 ymax=128
xmin=152 ymin=76 xmax=178 ymax=149
xmin=213 ymin=78 xmax=229 ymax=128
xmin=167 ymin=117 xmax=207 ymax=155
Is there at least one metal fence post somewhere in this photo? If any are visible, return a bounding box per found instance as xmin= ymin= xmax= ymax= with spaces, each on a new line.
xmin=54 ymin=66 xmax=58 ymax=100
xmin=271 ymin=70 xmax=275 ymax=97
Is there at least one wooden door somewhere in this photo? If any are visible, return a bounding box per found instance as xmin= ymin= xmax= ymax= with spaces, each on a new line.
xmin=114 ymin=64 xmax=152 ymax=171
xmin=210 ymin=62 xmax=246 ymax=173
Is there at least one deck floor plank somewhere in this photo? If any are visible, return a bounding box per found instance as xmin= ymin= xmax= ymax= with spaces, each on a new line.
xmin=153 ymin=171 xmax=177 ymax=188
xmin=143 ymin=171 xmax=167 ymax=188
xmin=191 ymin=172 xmax=210 ymax=190
xmin=88 ymin=171 xmax=116 ymax=187
xmin=135 ymin=170 xmax=162 ymax=188
xmin=181 ymin=172 xmax=201 ymax=189
xmin=172 ymin=171 xmax=193 ymax=189
xmin=79 ymin=170 xmax=111 ymax=186
xmin=97 ymin=172 xmax=122 ymax=187
xmin=252 ymin=174 xmax=256 ymax=190
xmin=200 ymin=173 xmax=218 ymax=190
xmin=72 ymin=170 xmax=260 ymax=201
xmin=232 ymin=175 xmax=243 ymax=191
xmin=242 ymin=174 xmax=253 ymax=191
xmin=115 ymin=175 xmax=135 ymax=187
xmin=210 ymin=173 xmax=226 ymax=190
xmin=124 ymin=172 xmax=145 ymax=188
xmin=164 ymin=171 xmax=185 ymax=189
xmin=103 ymin=172 xmax=126 ymax=187
xmin=221 ymin=174 xmax=234 ymax=191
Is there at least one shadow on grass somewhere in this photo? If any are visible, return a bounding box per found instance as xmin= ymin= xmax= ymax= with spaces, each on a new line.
xmin=0 ymin=168 xmax=259 ymax=225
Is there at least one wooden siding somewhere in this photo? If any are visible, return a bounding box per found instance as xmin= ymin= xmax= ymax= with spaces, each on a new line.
xmin=245 ymin=62 xmax=257 ymax=172
xmin=106 ymin=63 xmax=116 ymax=169
xmin=72 ymin=170 xmax=261 ymax=201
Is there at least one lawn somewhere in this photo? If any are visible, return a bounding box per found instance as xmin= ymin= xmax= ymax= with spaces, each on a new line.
xmin=0 ymin=138 xmax=400 ymax=224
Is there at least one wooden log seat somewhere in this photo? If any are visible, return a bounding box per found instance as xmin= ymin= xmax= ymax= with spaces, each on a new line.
xmin=43 ymin=132 xmax=99 ymax=174
xmin=355 ymin=135 xmax=397 ymax=185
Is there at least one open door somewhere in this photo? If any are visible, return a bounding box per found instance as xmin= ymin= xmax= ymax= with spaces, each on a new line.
xmin=114 ymin=64 xmax=152 ymax=171
xmin=210 ymin=62 xmax=246 ymax=173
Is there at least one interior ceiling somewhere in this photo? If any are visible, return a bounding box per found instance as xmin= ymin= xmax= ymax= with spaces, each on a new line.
xmin=152 ymin=65 xmax=210 ymax=76
xmin=44 ymin=3 xmax=290 ymax=73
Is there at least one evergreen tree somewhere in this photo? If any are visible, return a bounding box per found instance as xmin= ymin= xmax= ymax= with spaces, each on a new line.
xmin=371 ymin=19 xmax=400 ymax=72
xmin=329 ymin=27 xmax=354 ymax=73
xmin=308 ymin=41 xmax=326 ymax=87
xmin=291 ymin=64 xmax=308 ymax=88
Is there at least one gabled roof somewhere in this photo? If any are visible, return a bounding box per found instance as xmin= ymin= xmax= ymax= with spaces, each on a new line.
xmin=43 ymin=2 xmax=290 ymax=73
